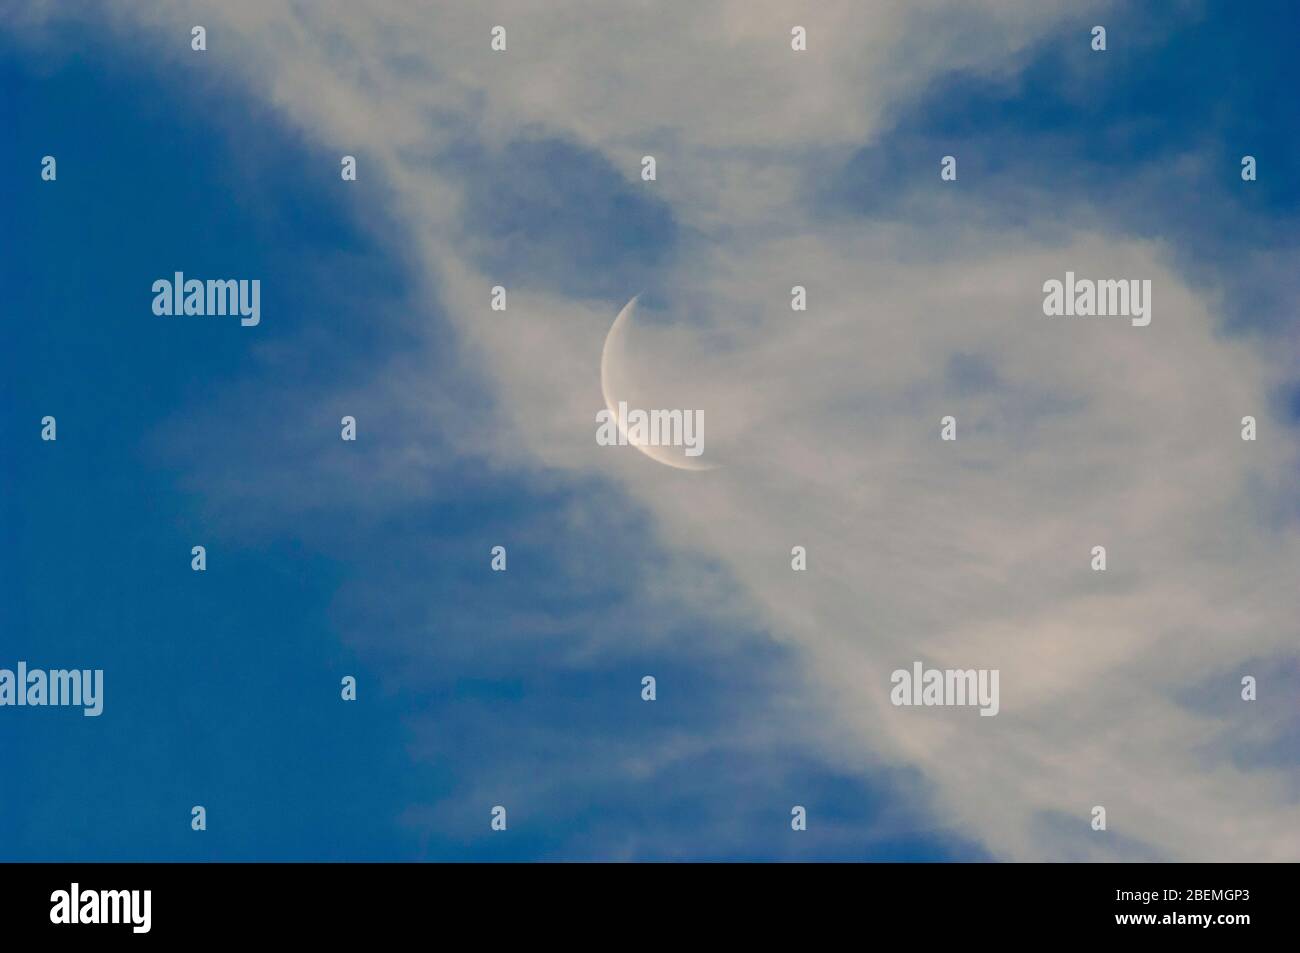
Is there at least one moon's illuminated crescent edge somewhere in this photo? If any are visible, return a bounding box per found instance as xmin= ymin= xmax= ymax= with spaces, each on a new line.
xmin=599 ymin=296 xmax=717 ymax=471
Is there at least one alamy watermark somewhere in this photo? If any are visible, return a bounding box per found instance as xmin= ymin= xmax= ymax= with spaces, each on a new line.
xmin=152 ymin=272 xmax=260 ymax=326
xmin=596 ymin=402 xmax=705 ymax=458
xmin=890 ymin=662 xmax=999 ymax=716
xmin=0 ymin=661 xmax=103 ymax=716
xmin=50 ymin=883 xmax=150 ymax=934
xmin=1042 ymin=271 xmax=1151 ymax=327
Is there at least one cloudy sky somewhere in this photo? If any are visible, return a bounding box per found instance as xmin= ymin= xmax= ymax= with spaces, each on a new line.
xmin=2 ymin=1 xmax=1297 ymax=861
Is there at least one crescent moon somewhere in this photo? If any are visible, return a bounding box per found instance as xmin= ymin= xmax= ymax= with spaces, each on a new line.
xmin=600 ymin=296 xmax=717 ymax=471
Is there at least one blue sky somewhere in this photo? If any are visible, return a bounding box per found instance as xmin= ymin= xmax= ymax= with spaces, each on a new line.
xmin=2 ymin=2 xmax=1296 ymax=862
xmin=827 ymin=1 xmax=1300 ymax=337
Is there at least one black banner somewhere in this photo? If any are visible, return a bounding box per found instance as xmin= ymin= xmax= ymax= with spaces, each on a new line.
xmin=0 ymin=862 xmax=1286 ymax=940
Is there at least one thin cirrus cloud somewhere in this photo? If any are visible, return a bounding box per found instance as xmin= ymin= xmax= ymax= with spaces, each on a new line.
xmin=13 ymin=1 xmax=1298 ymax=861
